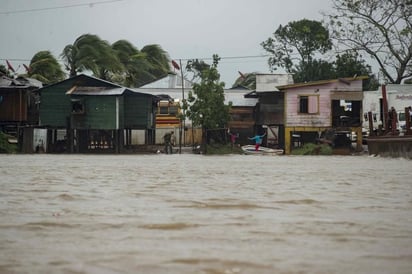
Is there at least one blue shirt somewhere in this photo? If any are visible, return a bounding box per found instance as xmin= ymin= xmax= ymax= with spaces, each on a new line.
xmin=249 ymin=135 xmax=264 ymax=144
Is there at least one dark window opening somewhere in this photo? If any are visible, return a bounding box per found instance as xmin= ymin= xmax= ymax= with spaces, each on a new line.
xmin=299 ymin=96 xmax=308 ymax=113
xmin=72 ymin=100 xmax=84 ymax=114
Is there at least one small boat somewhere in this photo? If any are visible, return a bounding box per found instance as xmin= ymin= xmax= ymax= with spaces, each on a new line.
xmin=241 ymin=145 xmax=284 ymax=155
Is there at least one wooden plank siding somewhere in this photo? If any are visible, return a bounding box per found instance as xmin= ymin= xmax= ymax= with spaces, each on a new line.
xmin=123 ymin=94 xmax=154 ymax=129
xmin=36 ymin=74 xmax=157 ymax=152
xmin=71 ymin=96 xmax=118 ymax=129
xmin=39 ymin=80 xmax=74 ymax=127
xmin=280 ymin=78 xmax=365 ymax=154
xmin=285 ymin=85 xmax=333 ymax=127
xmin=0 ymin=89 xmax=28 ymax=121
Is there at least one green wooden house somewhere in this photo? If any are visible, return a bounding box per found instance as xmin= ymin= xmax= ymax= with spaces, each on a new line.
xmin=38 ymin=74 xmax=156 ymax=153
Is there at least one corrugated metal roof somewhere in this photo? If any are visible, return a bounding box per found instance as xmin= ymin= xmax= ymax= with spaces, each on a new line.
xmin=0 ymin=76 xmax=42 ymax=88
xmin=66 ymin=86 xmax=127 ymax=95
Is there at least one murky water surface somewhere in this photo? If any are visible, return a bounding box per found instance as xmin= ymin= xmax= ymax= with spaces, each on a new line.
xmin=0 ymin=154 xmax=411 ymax=274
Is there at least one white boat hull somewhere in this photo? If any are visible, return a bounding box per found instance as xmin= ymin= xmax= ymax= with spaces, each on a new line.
xmin=241 ymin=145 xmax=283 ymax=155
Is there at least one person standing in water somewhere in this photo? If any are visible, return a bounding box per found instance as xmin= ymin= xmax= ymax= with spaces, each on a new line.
xmin=248 ymin=132 xmax=266 ymax=151
xmin=227 ymin=128 xmax=239 ymax=149
xmin=163 ymin=131 xmax=174 ymax=154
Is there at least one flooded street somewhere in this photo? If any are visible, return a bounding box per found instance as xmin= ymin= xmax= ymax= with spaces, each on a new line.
xmin=0 ymin=154 xmax=411 ymax=274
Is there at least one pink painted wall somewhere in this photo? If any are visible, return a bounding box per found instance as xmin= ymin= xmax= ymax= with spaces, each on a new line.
xmin=285 ymin=80 xmax=363 ymax=127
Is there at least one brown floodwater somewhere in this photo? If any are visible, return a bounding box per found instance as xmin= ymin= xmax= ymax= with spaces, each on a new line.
xmin=0 ymin=154 xmax=411 ymax=274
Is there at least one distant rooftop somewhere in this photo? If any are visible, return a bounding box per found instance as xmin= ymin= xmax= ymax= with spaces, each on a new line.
xmin=141 ymin=73 xmax=193 ymax=89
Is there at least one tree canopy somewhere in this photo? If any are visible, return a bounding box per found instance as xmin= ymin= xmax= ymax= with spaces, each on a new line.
xmin=61 ymin=34 xmax=121 ymax=79
xmin=261 ymin=19 xmax=333 ymax=76
xmin=27 ymin=51 xmax=65 ymax=84
xmin=327 ymin=0 xmax=412 ymax=84
xmin=186 ymin=55 xmax=231 ymax=130
xmin=60 ymin=34 xmax=171 ymax=87
xmin=261 ymin=18 xmax=379 ymax=89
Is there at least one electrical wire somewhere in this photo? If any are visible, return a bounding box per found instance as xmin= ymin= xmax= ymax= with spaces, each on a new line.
xmin=0 ymin=0 xmax=125 ymax=15
xmin=176 ymin=55 xmax=269 ymax=61
xmin=1 ymin=55 xmax=270 ymax=63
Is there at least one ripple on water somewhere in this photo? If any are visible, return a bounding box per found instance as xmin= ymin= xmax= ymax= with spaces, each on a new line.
xmin=140 ymin=222 xmax=200 ymax=230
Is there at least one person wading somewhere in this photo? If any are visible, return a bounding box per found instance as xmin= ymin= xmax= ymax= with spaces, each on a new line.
xmin=163 ymin=131 xmax=174 ymax=154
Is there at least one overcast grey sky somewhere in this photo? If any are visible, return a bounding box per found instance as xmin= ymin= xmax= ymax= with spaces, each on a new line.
xmin=0 ymin=0 xmax=333 ymax=86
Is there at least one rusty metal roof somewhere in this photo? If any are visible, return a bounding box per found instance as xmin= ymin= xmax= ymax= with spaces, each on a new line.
xmin=0 ymin=75 xmax=42 ymax=88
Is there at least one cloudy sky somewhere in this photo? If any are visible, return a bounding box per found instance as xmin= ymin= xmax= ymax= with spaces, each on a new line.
xmin=0 ymin=0 xmax=333 ymax=86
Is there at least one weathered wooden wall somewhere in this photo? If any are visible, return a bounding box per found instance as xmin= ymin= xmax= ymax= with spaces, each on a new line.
xmin=367 ymin=136 xmax=412 ymax=159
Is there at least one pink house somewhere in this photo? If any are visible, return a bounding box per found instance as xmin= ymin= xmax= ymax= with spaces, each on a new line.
xmin=277 ymin=77 xmax=367 ymax=154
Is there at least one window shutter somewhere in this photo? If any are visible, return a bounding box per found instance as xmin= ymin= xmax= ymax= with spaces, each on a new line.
xmin=308 ymin=96 xmax=318 ymax=114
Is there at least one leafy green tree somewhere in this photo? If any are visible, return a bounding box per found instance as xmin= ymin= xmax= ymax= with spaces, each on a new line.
xmin=232 ymin=51 xmax=377 ymax=90
xmin=28 ymin=51 xmax=65 ymax=84
xmin=261 ymin=19 xmax=333 ymax=81
xmin=327 ymin=0 xmax=412 ymax=84
xmin=185 ymin=58 xmax=211 ymax=82
xmin=260 ymin=19 xmax=379 ymax=87
xmin=293 ymin=59 xmax=335 ymax=83
xmin=186 ymin=55 xmax=231 ymax=130
xmin=61 ymin=34 xmax=121 ymax=79
xmin=334 ymin=51 xmax=379 ymax=90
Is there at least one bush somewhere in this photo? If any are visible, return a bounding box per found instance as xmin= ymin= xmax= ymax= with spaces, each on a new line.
xmin=291 ymin=143 xmax=332 ymax=155
xmin=204 ymin=143 xmax=243 ymax=155
xmin=0 ymin=131 xmax=18 ymax=153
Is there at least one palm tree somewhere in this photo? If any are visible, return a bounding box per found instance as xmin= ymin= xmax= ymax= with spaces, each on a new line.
xmin=61 ymin=34 xmax=171 ymax=86
xmin=61 ymin=34 xmax=121 ymax=79
xmin=140 ymin=44 xmax=170 ymax=85
xmin=111 ymin=41 xmax=171 ymax=87
xmin=28 ymin=51 xmax=65 ymax=84
xmin=111 ymin=40 xmax=153 ymax=87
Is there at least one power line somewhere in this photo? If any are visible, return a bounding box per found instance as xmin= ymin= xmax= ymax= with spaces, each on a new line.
xmin=177 ymin=55 xmax=269 ymax=61
xmin=0 ymin=58 xmax=31 ymax=62
xmin=1 ymin=54 xmax=270 ymax=63
xmin=0 ymin=0 xmax=125 ymax=15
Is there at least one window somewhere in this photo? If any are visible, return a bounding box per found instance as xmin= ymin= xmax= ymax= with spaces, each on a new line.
xmin=169 ymin=105 xmax=178 ymax=115
xmin=299 ymin=95 xmax=318 ymax=114
xmin=71 ymin=99 xmax=85 ymax=114
xmin=159 ymin=106 xmax=169 ymax=115
xmin=299 ymin=96 xmax=308 ymax=113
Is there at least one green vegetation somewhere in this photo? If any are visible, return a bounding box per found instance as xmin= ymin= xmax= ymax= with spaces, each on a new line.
xmin=184 ymin=55 xmax=232 ymax=154
xmin=260 ymin=19 xmax=379 ymax=90
xmin=26 ymin=50 xmax=65 ymax=84
xmin=186 ymin=55 xmax=231 ymax=130
xmin=0 ymin=132 xmax=18 ymax=153
xmin=204 ymin=144 xmax=243 ymax=155
xmin=60 ymin=34 xmax=170 ymax=87
xmin=261 ymin=19 xmax=333 ymax=81
xmin=291 ymin=143 xmax=332 ymax=156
